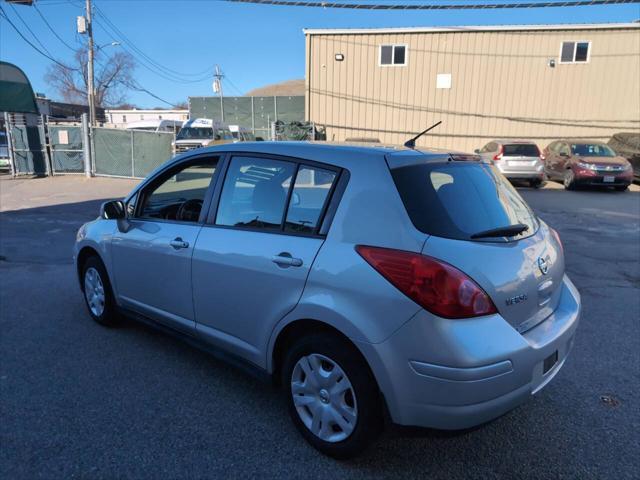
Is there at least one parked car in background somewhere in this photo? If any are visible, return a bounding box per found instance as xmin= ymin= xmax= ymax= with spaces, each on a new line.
xmin=608 ymin=132 xmax=640 ymax=181
xmin=475 ymin=140 xmax=545 ymax=188
xmin=172 ymin=118 xmax=233 ymax=154
xmin=229 ymin=125 xmax=256 ymax=142
xmin=75 ymin=142 xmax=580 ymax=458
xmin=543 ymin=140 xmax=633 ymax=191
xmin=125 ymin=119 xmax=183 ymax=134
xmin=0 ymin=131 xmax=10 ymax=170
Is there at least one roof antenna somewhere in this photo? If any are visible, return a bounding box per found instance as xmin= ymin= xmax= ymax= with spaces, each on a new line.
xmin=404 ymin=121 xmax=442 ymax=149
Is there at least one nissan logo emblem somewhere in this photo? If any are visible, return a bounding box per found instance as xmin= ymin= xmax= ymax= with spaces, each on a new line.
xmin=538 ymin=257 xmax=549 ymax=275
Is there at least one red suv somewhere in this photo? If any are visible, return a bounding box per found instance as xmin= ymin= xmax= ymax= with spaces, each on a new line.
xmin=543 ymin=140 xmax=633 ymax=191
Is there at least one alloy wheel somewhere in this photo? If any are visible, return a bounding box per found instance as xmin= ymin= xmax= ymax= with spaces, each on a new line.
xmin=290 ymin=353 xmax=358 ymax=443
xmin=564 ymin=170 xmax=574 ymax=189
xmin=84 ymin=267 xmax=105 ymax=317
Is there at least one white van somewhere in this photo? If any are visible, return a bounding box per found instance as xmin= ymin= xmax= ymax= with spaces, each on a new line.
xmin=173 ymin=118 xmax=233 ymax=154
xmin=125 ymin=119 xmax=183 ymax=134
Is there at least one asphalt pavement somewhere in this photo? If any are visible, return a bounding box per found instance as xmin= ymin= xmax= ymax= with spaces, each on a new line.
xmin=1 ymin=176 xmax=639 ymax=479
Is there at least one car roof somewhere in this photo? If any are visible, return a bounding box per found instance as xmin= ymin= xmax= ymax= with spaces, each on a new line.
xmin=129 ymin=141 xmax=474 ymax=202
xmin=190 ymin=141 xmax=454 ymax=161
xmin=169 ymin=141 xmax=462 ymax=172
xmin=493 ymin=139 xmax=539 ymax=145
xmin=559 ymin=139 xmax=608 ymax=145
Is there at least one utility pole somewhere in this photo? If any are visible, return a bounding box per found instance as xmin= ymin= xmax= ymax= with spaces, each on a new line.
xmin=85 ymin=0 xmax=96 ymax=125
xmin=213 ymin=65 xmax=224 ymax=123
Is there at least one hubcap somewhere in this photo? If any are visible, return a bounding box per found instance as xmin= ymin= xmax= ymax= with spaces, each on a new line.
xmin=290 ymin=353 xmax=357 ymax=443
xmin=84 ymin=267 xmax=105 ymax=317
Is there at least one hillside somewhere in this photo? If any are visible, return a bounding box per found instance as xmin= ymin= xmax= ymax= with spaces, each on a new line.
xmin=245 ymin=79 xmax=305 ymax=97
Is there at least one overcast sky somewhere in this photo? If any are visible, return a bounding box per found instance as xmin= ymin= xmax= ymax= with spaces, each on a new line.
xmin=1 ymin=0 xmax=638 ymax=107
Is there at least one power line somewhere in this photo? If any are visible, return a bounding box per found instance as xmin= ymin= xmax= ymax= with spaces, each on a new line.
xmin=92 ymin=3 xmax=215 ymax=81
xmin=0 ymin=6 xmax=77 ymax=71
xmin=125 ymin=81 xmax=177 ymax=107
xmin=222 ymin=0 xmax=640 ymax=9
xmin=92 ymin=16 xmax=212 ymax=84
xmin=33 ymin=3 xmax=78 ymax=52
xmin=7 ymin=3 xmax=55 ymax=57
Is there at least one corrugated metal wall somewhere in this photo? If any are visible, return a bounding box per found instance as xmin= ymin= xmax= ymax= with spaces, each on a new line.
xmin=306 ymin=26 xmax=640 ymax=152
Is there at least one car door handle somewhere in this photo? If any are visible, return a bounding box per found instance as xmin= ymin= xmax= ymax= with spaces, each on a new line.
xmin=272 ymin=253 xmax=303 ymax=268
xmin=170 ymin=237 xmax=189 ymax=250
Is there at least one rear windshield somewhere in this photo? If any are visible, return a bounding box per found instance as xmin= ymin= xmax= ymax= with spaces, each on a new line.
xmin=391 ymin=162 xmax=538 ymax=242
xmin=503 ymin=144 xmax=540 ymax=157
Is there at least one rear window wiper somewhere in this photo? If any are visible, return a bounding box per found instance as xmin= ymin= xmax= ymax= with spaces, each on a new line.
xmin=470 ymin=223 xmax=529 ymax=239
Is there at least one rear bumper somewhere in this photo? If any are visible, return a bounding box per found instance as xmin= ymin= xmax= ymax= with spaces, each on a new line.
xmin=358 ymin=275 xmax=580 ymax=430
xmin=495 ymin=162 xmax=544 ymax=180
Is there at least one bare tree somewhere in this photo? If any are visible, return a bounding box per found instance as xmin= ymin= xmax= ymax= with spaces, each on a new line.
xmin=45 ymin=48 xmax=136 ymax=107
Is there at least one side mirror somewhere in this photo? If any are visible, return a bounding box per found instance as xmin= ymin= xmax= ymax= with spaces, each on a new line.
xmin=100 ymin=200 xmax=125 ymax=220
xmin=474 ymin=149 xmax=480 ymax=154
xmin=291 ymin=192 xmax=301 ymax=206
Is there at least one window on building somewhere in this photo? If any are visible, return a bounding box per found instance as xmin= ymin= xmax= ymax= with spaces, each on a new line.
xmin=380 ymin=45 xmax=407 ymax=66
xmin=122 ymin=115 xmax=127 ymax=122
xmin=560 ymin=41 xmax=590 ymax=63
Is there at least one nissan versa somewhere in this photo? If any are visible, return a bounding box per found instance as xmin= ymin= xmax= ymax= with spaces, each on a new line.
xmin=74 ymin=142 xmax=581 ymax=458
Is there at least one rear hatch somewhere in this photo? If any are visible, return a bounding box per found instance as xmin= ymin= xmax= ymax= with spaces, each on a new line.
xmin=389 ymin=156 xmax=564 ymax=332
xmin=498 ymin=143 xmax=541 ymax=171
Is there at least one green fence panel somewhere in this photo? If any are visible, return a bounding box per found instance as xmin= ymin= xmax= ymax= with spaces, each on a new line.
xmin=188 ymin=96 xmax=305 ymax=137
xmin=276 ymin=96 xmax=305 ymax=123
xmin=223 ymin=97 xmax=253 ymax=127
xmin=189 ymin=97 xmax=221 ymax=121
xmin=252 ymin=97 xmax=276 ymax=130
xmin=93 ymin=128 xmax=133 ymax=177
xmin=10 ymin=125 xmax=47 ymax=175
xmin=132 ymin=130 xmax=173 ymax=178
xmin=49 ymin=125 xmax=84 ymax=173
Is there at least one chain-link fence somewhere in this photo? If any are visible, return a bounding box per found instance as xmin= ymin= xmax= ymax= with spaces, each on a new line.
xmin=49 ymin=122 xmax=86 ymax=174
xmin=93 ymin=127 xmax=173 ymax=179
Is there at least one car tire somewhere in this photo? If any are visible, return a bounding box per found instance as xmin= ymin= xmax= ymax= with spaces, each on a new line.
xmin=281 ymin=333 xmax=382 ymax=459
xmin=563 ymin=170 xmax=576 ymax=190
xmin=81 ymin=256 xmax=119 ymax=327
xmin=614 ymin=185 xmax=628 ymax=192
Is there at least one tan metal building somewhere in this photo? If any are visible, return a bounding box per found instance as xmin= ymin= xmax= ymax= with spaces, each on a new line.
xmin=304 ymin=23 xmax=640 ymax=152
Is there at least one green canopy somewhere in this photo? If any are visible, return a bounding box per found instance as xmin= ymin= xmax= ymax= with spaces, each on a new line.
xmin=0 ymin=61 xmax=39 ymax=114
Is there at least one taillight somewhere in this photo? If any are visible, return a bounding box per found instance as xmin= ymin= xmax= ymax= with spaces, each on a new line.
xmin=493 ymin=145 xmax=504 ymax=161
xmin=356 ymin=246 xmax=497 ymax=319
xmin=550 ymin=228 xmax=564 ymax=255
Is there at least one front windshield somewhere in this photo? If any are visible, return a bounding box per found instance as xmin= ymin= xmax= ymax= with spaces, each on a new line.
xmin=571 ymin=143 xmax=615 ymax=157
xmin=176 ymin=127 xmax=213 ymax=140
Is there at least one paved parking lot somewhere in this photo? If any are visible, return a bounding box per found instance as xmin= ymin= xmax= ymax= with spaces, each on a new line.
xmin=1 ymin=175 xmax=639 ymax=479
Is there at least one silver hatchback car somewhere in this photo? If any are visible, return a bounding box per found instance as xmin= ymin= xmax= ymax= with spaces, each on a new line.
xmin=74 ymin=142 xmax=580 ymax=458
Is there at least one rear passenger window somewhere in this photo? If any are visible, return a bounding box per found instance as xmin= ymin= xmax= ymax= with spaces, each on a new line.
xmin=216 ymin=156 xmax=295 ymax=231
xmin=285 ymin=166 xmax=337 ymax=234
